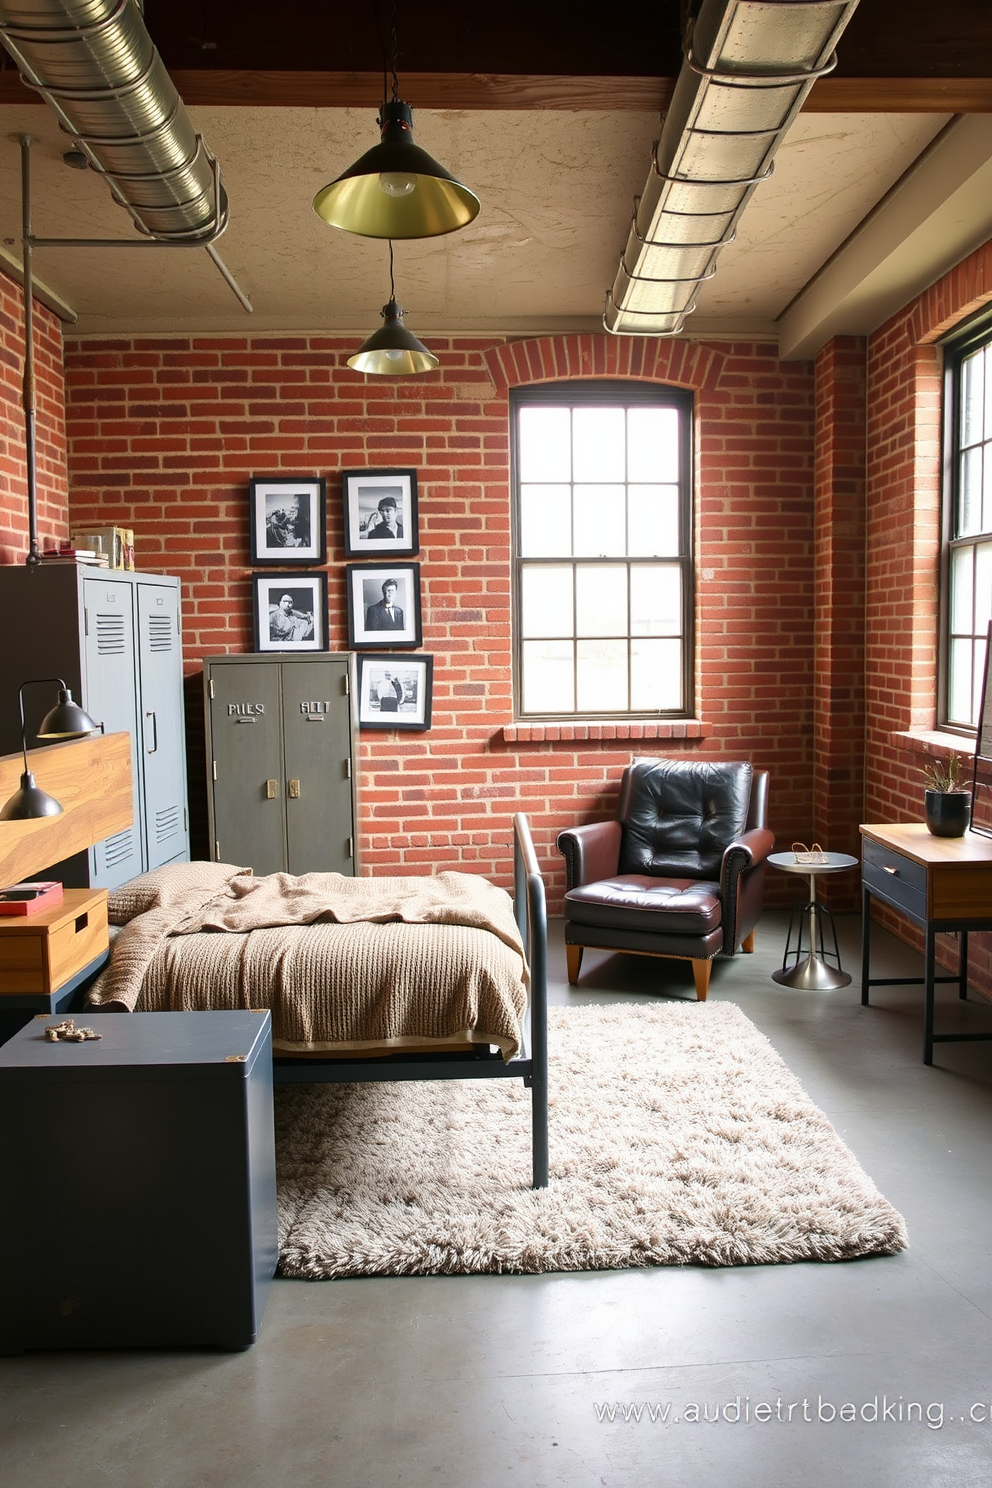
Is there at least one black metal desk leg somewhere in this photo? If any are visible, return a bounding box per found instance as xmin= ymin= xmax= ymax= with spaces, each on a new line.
xmin=861 ymin=885 xmax=872 ymax=1006
xmin=959 ymin=930 xmax=969 ymax=999
xmin=924 ymin=926 xmax=937 ymax=1066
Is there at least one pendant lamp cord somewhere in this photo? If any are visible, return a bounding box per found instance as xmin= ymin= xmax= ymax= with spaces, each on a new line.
xmin=388 ymin=240 xmax=396 ymax=302
xmin=375 ymin=0 xmax=401 ymax=107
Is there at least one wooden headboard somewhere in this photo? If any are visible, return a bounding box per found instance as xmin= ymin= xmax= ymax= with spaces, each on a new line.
xmin=0 ymin=732 xmax=133 ymax=888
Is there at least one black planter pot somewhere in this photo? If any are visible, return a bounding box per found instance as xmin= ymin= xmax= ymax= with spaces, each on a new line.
xmin=924 ymin=789 xmax=971 ymax=838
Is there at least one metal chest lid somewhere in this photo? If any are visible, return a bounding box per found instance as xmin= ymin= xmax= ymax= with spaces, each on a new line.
xmin=0 ymin=1010 xmax=271 ymax=1084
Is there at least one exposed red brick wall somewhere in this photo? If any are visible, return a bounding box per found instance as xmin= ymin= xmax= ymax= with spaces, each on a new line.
xmin=0 ymin=273 xmax=69 ymax=562
xmin=61 ymin=327 xmax=816 ymax=906
xmin=865 ymin=238 xmax=992 ymax=991
xmin=813 ymin=337 xmax=867 ymax=908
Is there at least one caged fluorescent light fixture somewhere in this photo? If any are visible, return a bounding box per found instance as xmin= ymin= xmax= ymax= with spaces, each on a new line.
xmin=604 ymin=0 xmax=860 ymax=336
xmin=347 ymin=242 xmax=438 ymax=376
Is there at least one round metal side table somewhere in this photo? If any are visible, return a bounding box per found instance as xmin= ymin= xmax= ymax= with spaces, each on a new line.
xmin=768 ymin=851 xmax=859 ymax=990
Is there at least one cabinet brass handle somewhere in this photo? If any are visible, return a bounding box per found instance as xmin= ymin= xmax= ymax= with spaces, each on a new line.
xmin=882 ymin=865 xmax=898 ymax=875
xmin=266 ymin=779 xmax=278 ymax=799
xmin=288 ymin=779 xmax=301 ymax=799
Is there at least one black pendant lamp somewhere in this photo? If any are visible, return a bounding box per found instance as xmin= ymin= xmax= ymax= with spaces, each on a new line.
xmin=313 ymin=25 xmax=480 ymax=248
xmin=0 ymin=677 xmax=102 ymax=821
xmin=348 ymin=243 xmax=438 ymax=376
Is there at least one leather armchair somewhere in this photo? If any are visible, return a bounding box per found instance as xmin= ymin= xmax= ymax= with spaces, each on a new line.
xmin=556 ymin=757 xmax=774 ymax=1000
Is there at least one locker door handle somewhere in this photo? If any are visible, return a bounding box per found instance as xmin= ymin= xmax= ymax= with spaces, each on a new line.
xmin=288 ymin=779 xmax=301 ymax=799
xmin=266 ymin=779 xmax=279 ymax=799
xmin=145 ymin=711 xmax=158 ymax=753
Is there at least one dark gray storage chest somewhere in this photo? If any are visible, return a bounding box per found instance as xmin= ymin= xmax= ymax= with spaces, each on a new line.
xmin=0 ymin=1010 xmax=277 ymax=1352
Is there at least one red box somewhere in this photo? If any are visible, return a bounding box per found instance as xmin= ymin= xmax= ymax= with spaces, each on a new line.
xmin=0 ymin=882 xmax=64 ymax=916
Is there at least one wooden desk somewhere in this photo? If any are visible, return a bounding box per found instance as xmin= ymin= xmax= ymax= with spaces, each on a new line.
xmin=860 ymin=823 xmax=992 ymax=1064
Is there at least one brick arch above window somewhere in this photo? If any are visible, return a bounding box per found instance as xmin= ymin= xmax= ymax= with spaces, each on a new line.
xmin=483 ymin=334 xmax=727 ymax=397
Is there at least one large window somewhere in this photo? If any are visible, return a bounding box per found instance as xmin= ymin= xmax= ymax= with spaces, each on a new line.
xmin=511 ymin=382 xmax=693 ymax=719
xmin=943 ymin=320 xmax=992 ymax=732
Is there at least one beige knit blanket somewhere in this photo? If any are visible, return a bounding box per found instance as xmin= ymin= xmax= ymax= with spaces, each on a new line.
xmin=89 ymin=866 xmax=529 ymax=1059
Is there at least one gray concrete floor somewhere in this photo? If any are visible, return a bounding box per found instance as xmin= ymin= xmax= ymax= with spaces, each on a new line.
xmin=4 ymin=912 xmax=992 ymax=1487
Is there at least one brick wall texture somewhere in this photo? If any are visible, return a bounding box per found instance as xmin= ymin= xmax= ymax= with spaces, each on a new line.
xmin=1 ymin=238 xmax=991 ymax=947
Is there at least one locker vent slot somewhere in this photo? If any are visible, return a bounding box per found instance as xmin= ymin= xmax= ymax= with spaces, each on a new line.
xmin=95 ymin=613 xmax=128 ymax=655
xmin=104 ymin=828 xmax=135 ymax=867
xmin=147 ymin=615 xmax=174 ymax=653
xmin=155 ymin=805 xmax=182 ymax=842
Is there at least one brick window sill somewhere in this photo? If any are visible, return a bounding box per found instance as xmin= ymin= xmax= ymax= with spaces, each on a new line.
xmin=501 ymin=719 xmax=707 ymax=744
xmin=892 ymin=729 xmax=976 ymax=760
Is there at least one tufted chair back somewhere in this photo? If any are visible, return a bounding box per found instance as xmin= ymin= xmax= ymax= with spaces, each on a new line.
xmin=616 ymin=757 xmax=753 ymax=881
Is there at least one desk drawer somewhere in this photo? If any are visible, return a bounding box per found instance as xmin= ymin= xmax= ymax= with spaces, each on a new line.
xmin=862 ymin=838 xmax=927 ymax=921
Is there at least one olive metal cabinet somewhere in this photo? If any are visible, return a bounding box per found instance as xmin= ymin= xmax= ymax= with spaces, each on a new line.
xmin=0 ymin=565 xmax=190 ymax=889
xmin=203 ymin=653 xmax=359 ymax=877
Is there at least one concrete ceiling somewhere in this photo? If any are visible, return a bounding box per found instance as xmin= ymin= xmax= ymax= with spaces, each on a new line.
xmin=0 ymin=0 xmax=990 ymax=359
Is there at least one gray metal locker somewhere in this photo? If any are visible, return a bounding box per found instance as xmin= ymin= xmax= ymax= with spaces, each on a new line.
xmin=204 ymin=653 xmax=358 ymax=876
xmin=0 ymin=565 xmax=190 ymax=889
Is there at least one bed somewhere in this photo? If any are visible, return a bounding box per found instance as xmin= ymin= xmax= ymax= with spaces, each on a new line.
xmin=87 ymin=813 xmax=549 ymax=1188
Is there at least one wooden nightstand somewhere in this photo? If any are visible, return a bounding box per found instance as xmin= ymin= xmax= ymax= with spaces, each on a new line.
xmin=860 ymin=823 xmax=992 ymax=1064
xmin=0 ymin=888 xmax=109 ymax=1030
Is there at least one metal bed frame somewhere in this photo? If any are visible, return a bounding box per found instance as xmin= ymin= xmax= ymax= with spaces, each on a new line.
xmin=272 ymin=813 xmax=550 ymax=1188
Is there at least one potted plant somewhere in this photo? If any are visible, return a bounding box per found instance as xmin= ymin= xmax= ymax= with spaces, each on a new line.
xmin=919 ymin=751 xmax=972 ymax=837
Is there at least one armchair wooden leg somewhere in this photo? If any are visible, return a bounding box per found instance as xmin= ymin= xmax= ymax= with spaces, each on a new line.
xmin=741 ymin=930 xmax=756 ymax=953
xmin=691 ymin=959 xmax=712 ymax=1001
xmin=565 ymin=944 xmax=583 ymax=985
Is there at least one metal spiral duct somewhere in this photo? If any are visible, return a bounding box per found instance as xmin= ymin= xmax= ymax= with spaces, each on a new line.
xmin=0 ymin=0 xmax=228 ymax=242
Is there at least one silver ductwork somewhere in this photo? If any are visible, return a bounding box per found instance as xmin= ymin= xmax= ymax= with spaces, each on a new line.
xmin=0 ymin=0 xmax=227 ymax=243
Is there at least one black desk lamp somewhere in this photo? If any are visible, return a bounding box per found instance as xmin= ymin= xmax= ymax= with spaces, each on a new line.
xmin=0 ymin=677 xmax=102 ymax=820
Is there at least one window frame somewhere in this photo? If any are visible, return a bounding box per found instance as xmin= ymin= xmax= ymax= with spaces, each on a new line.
xmin=510 ymin=380 xmax=694 ymax=722
xmin=939 ymin=312 xmax=992 ymax=737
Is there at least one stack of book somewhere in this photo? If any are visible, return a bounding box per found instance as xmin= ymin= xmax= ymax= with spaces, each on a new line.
xmin=70 ymin=525 xmax=135 ymax=570
xmin=41 ymin=540 xmax=109 ymax=567
xmin=0 ymin=881 xmax=64 ymax=916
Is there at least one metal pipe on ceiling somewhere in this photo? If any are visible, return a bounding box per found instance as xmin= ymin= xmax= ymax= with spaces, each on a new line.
xmin=604 ymin=0 xmax=861 ymax=337
xmin=0 ymin=0 xmax=228 ymax=244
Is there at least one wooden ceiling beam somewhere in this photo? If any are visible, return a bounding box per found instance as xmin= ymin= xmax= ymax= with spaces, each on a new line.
xmin=2 ymin=70 xmax=990 ymax=113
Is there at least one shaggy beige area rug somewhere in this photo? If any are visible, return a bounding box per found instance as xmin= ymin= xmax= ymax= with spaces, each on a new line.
xmin=275 ymin=1001 xmax=908 ymax=1278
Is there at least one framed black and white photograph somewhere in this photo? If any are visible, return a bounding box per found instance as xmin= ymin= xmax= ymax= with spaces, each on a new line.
xmin=249 ymin=476 xmax=326 ymax=564
xmin=346 ymin=562 xmax=422 ymax=649
xmin=357 ymin=654 xmax=433 ymax=730
xmin=342 ymin=468 xmax=419 ymax=557
xmin=252 ymin=571 xmax=328 ymax=652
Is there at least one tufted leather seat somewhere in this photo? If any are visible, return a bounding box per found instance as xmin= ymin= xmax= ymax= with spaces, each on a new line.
xmin=556 ymin=758 xmax=774 ymax=1000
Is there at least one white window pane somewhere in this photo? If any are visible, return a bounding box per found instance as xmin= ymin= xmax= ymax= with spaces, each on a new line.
xmin=573 ymin=407 xmax=625 ymax=481
xmin=631 ymin=639 xmax=683 ymax=711
xmin=960 ymin=448 xmax=982 ymax=535
xmin=574 ymin=486 xmax=626 ymax=555
xmin=976 ymin=542 xmax=992 ymax=630
xmin=518 ymin=407 xmax=570 ymax=481
xmin=951 ymin=546 xmax=974 ymax=632
xmin=627 ymin=486 xmax=680 ymax=556
xmin=948 ymin=638 xmax=975 ymax=726
xmin=962 ymin=349 xmax=985 ymax=446
xmin=631 ymin=565 xmax=682 ymax=635
xmin=628 ymin=407 xmax=679 ymax=482
xmin=984 ymin=345 xmax=992 ymax=443
xmin=519 ymin=485 xmax=572 ymax=556
xmin=577 ymin=640 xmax=628 ymax=712
xmin=576 ymin=566 xmax=627 ymax=637
xmin=520 ymin=565 xmax=573 ymax=638
xmin=522 ymin=641 xmax=574 ymax=712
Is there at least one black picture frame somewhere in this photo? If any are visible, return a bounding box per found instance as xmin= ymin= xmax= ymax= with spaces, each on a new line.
xmin=357 ymin=654 xmax=433 ymax=730
xmin=252 ymin=571 xmax=328 ymax=653
xmin=346 ymin=562 xmax=422 ymax=649
xmin=249 ymin=476 xmax=326 ymax=564
xmin=341 ymin=468 xmax=419 ymax=557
